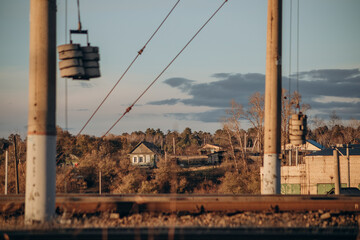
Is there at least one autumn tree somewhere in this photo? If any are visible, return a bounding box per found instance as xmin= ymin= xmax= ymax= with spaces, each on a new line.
xmin=243 ymin=92 xmax=264 ymax=153
xmin=223 ymin=100 xmax=246 ymax=170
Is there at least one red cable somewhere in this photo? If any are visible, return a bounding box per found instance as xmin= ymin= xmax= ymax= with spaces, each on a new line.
xmin=77 ymin=0 xmax=181 ymax=136
xmin=102 ymin=0 xmax=229 ymax=137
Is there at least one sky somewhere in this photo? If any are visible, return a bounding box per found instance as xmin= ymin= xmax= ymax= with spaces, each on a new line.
xmin=0 ymin=0 xmax=359 ymax=139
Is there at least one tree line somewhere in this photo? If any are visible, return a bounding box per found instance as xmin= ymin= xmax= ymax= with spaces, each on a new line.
xmin=0 ymin=91 xmax=359 ymax=194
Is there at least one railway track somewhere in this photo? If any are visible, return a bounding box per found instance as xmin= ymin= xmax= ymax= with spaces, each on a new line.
xmin=1 ymin=226 xmax=359 ymax=240
xmin=1 ymin=194 xmax=360 ymax=214
xmin=1 ymin=195 xmax=359 ymax=240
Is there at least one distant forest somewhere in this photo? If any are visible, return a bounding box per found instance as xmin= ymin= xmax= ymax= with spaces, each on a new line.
xmin=1 ymin=92 xmax=359 ymax=195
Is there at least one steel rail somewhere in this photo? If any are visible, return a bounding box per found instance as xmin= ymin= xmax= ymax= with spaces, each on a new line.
xmin=1 ymin=194 xmax=360 ymax=214
xmin=1 ymin=227 xmax=359 ymax=240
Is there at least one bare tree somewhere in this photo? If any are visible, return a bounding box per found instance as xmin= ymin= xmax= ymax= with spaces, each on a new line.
xmin=346 ymin=119 xmax=360 ymax=143
xmin=328 ymin=111 xmax=342 ymax=129
xmin=222 ymin=123 xmax=239 ymax=171
xmin=243 ymin=92 xmax=264 ymax=153
xmin=223 ymin=100 xmax=247 ymax=169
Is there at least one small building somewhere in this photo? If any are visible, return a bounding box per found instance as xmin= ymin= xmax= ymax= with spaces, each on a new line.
xmin=129 ymin=141 xmax=161 ymax=167
xmin=282 ymin=140 xmax=324 ymax=166
xmin=284 ymin=139 xmax=324 ymax=152
xmin=260 ymin=146 xmax=360 ymax=195
xmin=199 ymin=144 xmax=222 ymax=155
xmin=174 ymin=144 xmax=224 ymax=167
xmin=199 ymin=144 xmax=224 ymax=165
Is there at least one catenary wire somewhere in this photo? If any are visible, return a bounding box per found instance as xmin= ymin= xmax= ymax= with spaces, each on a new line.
xmin=288 ymin=0 xmax=292 ymax=106
xmin=77 ymin=0 xmax=181 ymax=137
xmin=102 ymin=0 xmax=229 ymax=137
xmin=296 ymin=0 xmax=300 ymax=103
xmin=65 ymin=0 xmax=68 ymax=131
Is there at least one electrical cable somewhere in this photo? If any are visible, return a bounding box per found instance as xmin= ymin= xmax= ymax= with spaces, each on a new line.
xmin=288 ymin=0 xmax=292 ymax=107
xmin=77 ymin=0 xmax=181 ymax=137
xmin=296 ymin=0 xmax=300 ymax=108
xmin=65 ymin=0 xmax=68 ymax=131
xmin=102 ymin=0 xmax=228 ymax=137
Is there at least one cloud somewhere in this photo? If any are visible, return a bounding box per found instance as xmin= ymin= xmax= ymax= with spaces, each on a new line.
xmin=147 ymin=98 xmax=181 ymax=105
xmin=308 ymin=101 xmax=360 ymax=119
xmin=150 ymin=68 xmax=360 ymax=123
xmin=164 ymin=108 xmax=228 ymax=123
xmin=161 ymin=73 xmax=265 ymax=108
xmin=297 ymin=68 xmax=360 ymax=83
xmin=296 ymin=68 xmax=360 ymax=98
xmin=163 ymin=77 xmax=194 ymax=91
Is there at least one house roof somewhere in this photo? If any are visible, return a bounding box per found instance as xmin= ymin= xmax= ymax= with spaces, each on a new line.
xmin=284 ymin=140 xmax=323 ymax=151
xmin=201 ymin=144 xmax=222 ymax=150
xmin=307 ymin=146 xmax=360 ymax=156
xmin=306 ymin=140 xmax=324 ymax=150
xmin=129 ymin=141 xmax=162 ymax=155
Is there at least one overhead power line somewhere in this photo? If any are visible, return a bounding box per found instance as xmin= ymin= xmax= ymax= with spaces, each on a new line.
xmin=65 ymin=0 xmax=68 ymax=131
xmin=102 ymin=0 xmax=229 ymax=137
xmin=77 ymin=0 xmax=181 ymax=136
xmin=288 ymin=0 xmax=292 ymax=106
xmin=296 ymin=0 xmax=300 ymax=95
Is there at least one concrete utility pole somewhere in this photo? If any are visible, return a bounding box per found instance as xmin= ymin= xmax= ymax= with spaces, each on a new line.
xmin=262 ymin=0 xmax=282 ymax=194
xmin=346 ymin=145 xmax=350 ymax=187
xmin=13 ymin=135 xmax=20 ymax=194
xmin=25 ymin=0 xmax=57 ymax=224
xmin=333 ymin=149 xmax=341 ymax=195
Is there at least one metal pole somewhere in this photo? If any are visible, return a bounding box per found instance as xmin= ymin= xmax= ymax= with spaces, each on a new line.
xmin=5 ymin=150 xmax=8 ymax=195
xmin=173 ymin=137 xmax=176 ymax=156
xmin=333 ymin=149 xmax=341 ymax=195
xmin=99 ymin=170 xmax=102 ymax=195
xmin=13 ymin=136 xmax=19 ymax=194
xmin=346 ymin=145 xmax=350 ymax=187
xmin=25 ymin=0 xmax=57 ymax=224
xmin=262 ymin=0 xmax=282 ymax=194
xmin=244 ymin=133 xmax=247 ymax=154
xmin=289 ymin=149 xmax=292 ymax=166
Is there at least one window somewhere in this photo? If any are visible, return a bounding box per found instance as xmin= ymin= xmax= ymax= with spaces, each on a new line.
xmin=281 ymin=184 xmax=301 ymax=195
xmin=139 ymin=156 xmax=143 ymax=163
xmin=133 ymin=156 xmax=137 ymax=163
xmin=317 ymin=183 xmax=347 ymax=195
xmin=146 ymin=155 xmax=150 ymax=162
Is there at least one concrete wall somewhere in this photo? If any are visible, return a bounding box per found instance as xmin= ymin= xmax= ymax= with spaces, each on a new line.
xmin=305 ymin=155 xmax=360 ymax=194
xmin=260 ymin=155 xmax=360 ymax=194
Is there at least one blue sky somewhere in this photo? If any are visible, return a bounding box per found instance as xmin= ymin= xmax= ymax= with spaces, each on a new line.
xmin=0 ymin=0 xmax=359 ymax=138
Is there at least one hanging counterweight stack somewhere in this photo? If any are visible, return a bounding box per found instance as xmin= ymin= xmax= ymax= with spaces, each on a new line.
xmin=81 ymin=46 xmax=100 ymax=78
xmin=58 ymin=43 xmax=100 ymax=80
xmin=57 ymin=29 xmax=101 ymax=80
xmin=58 ymin=43 xmax=85 ymax=78
xmin=289 ymin=113 xmax=307 ymax=146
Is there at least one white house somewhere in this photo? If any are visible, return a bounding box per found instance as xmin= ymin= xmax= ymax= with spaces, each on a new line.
xmin=129 ymin=141 xmax=161 ymax=167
